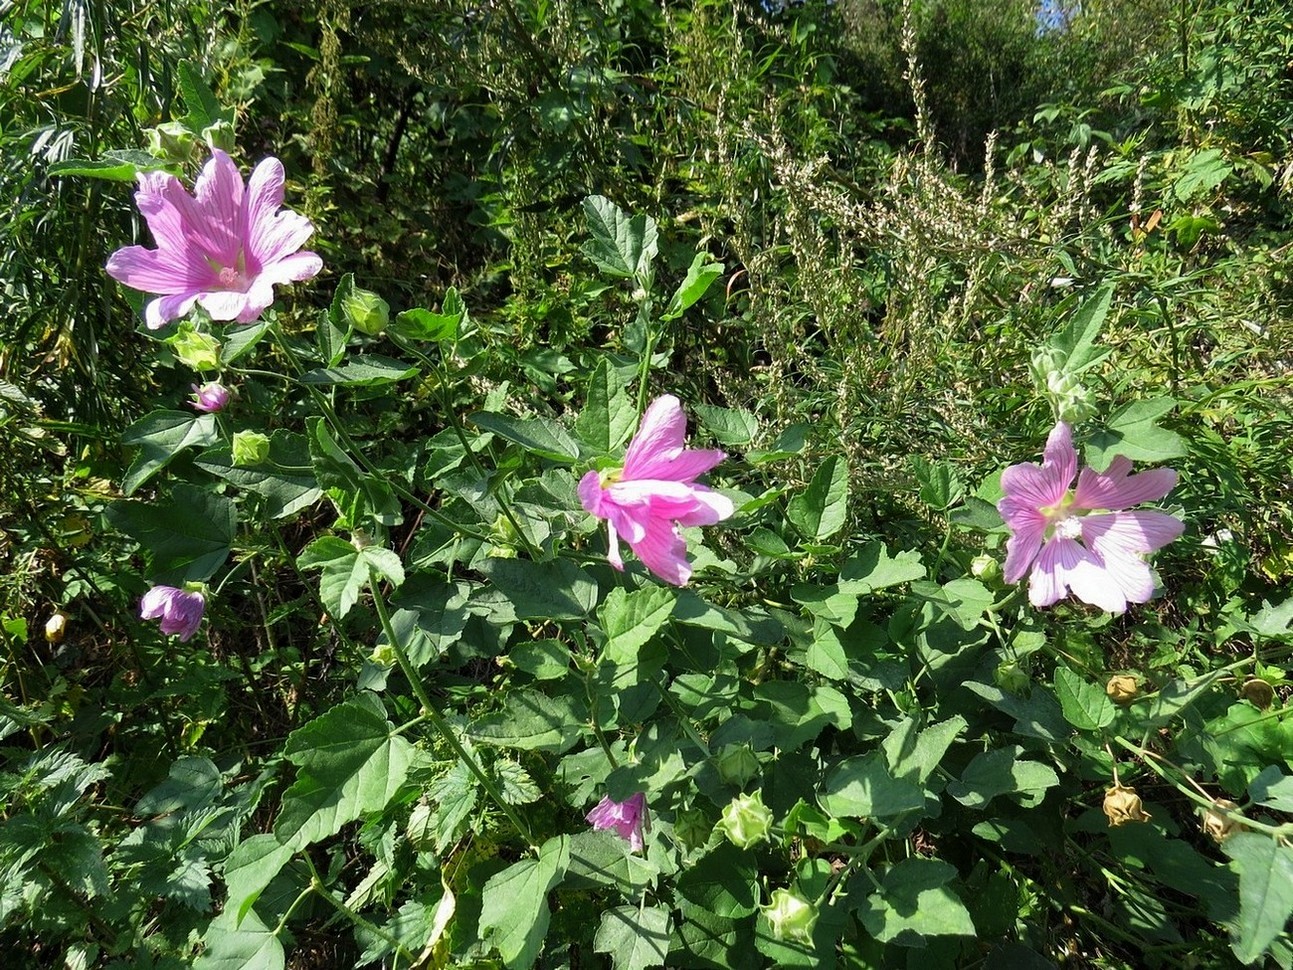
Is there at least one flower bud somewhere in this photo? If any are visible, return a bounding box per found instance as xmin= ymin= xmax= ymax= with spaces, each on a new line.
xmin=167 ymin=327 xmax=222 ymax=371
xmin=764 ymin=888 xmax=818 ymax=944
xmin=45 ymin=611 xmax=70 ymax=644
xmin=369 ymin=642 xmax=396 ymax=666
xmin=714 ymin=743 xmax=761 ymax=788
xmin=970 ymin=554 xmax=1001 ymax=584
xmin=1103 ymin=784 xmax=1151 ymax=827
xmin=191 ymin=381 xmax=231 ymax=413
xmin=341 ymin=286 xmax=390 ymax=336
xmin=717 ymin=790 xmax=773 ymax=849
xmin=1241 ymin=678 xmax=1275 ymax=710
xmin=673 ymin=808 xmax=713 ymax=853
xmin=351 ymin=528 xmax=375 ymax=550
xmin=995 ymin=659 xmax=1030 ymax=696
xmin=1106 ymin=675 xmax=1139 ymax=704
xmin=232 ymin=430 xmax=271 ymax=466
xmin=146 ymin=121 xmax=197 ymax=162
xmin=202 ymin=120 xmax=237 ymax=154
xmin=1202 ymin=798 xmax=1241 ymax=843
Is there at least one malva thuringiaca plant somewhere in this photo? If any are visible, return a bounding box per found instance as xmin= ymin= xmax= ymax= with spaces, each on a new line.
xmin=34 ymin=105 xmax=1279 ymax=969
xmin=998 ymin=421 xmax=1184 ymax=611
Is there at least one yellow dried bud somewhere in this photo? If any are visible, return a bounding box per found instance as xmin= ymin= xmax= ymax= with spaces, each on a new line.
xmin=1240 ymin=678 xmax=1275 ymax=710
xmin=1103 ymin=784 xmax=1151 ymax=827
xmin=1202 ymin=799 xmax=1241 ymax=843
xmin=1106 ymin=675 xmax=1139 ymax=704
xmin=44 ymin=611 xmax=70 ymax=644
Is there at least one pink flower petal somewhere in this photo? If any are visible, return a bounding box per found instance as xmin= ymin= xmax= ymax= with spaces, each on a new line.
xmin=106 ymin=244 xmax=210 ymax=294
xmin=1002 ymin=510 xmax=1046 ymax=583
xmin=145 ymin=293 xmax=199 ymax=330
xmin=1000 ymin=461 xmax=1067 ymax=511
xmin=192 ymin=150 xmax=246 ymax=264
xmin=1082 ymin=511 xmax=1185 ymax=557
xmin=255 ymin=250 xmax=324 ymax=286
xmin=1074 ymin=456 xmax=1177 ymax=511
xmin=628 ymin=517 xmax=692 ymax=586
xmin=623 ymin=395 xmax=687 ymax=478
xmin=672 ymin=487 xmax=734 ymax=527
xmin=198 ymin=289 xmax=258 ymax=322
xmin=1094 ymin=549 xmax=1157 ymax=606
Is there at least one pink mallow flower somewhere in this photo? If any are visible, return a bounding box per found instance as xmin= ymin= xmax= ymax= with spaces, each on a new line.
xmin=107 ymin=150 xmax=322 ymax=330
xmin=578 ymin=394 xmax=734 ymax=586
xmin=139 ymin=585 xmax=206 ymax=641
xmin=190 ymin=381 xmax=231 ymax=413
xmin=998 ymin=421 xmax=1184 ymax=612
xmin=586 ymin=793 xmax=649 ymax=852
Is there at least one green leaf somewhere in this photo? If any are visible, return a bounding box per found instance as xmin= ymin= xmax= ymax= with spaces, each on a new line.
xmin=319 ymin=275 xmax=354 ymax=365
xmin=575 ymin=358 xmax=636 ymax=455
xmin=477 ymin=558 xmax=597 ymax=620
xmin=787 ymin=456 xmax=849 ymax=541
xmin=479 ymin=835 xmax=570 ymax=969
xmin=469 ymin=689 xmax=586 ymax=753
xmin=594 ymin=906 xmax=672 ymax=970
xmin=747 ymin=423 xmax=808 ymax=464
xmin=882 ymin=715 xmax=967 ymax=785
xmin=818 ymin=753 xmax=925 ymax=819
xmin=1085 ymin=397 xmax=1187 ymax=469
xmin=196 ymin=431 xmax=322 ymax=520
xmin=600 ymin=586 xmax=676 ymax=664
xmin=510 ymin=640 xmax=571 ymax=681
xmin=693 ymin=404 xmax=757 ymax=447
xmin=859 ymin=858 xmax=976 ymax=944
xmin=1224 ymin=833 xmax=1293 ymax=964
xmin=1052 ymin=282 xmax=1114 ymax=373
xmin=194 ymin=908 xmax=284 ymax=970
xmin=48 ymin=150 xmax=170 ymax=181
xmin=394 ymin=290 xmax=463 ymax=342
xmin=909 ymin=455 xmax=964 ymax=511
xmin=662 ymin=251 xmax=724 ymax=320
xmin=839 ymin=541 xmax=925 ymax=592
xmin=581 ymin=196 xmax=658 ymax=280
xmin=1053 ymin=666 xmax=1115 ymax=731
xmin=307 ymin=417 xmax=401 ymax=526
xmin=121 ymin=410 xmax=220 ymax=494
xmin=1174 ymin=148 xmax=1232 ymax=203
xmin=273 ymin=702 xmax=415 ymax=852
xmin=674 ymin=593 xmax=785 ymax=646
xmin=946 ymin=746 xmax=1059 ymax=809
xmin=1249 ymin=767 xmax=1293 ymax=812
xmin=223 ymin=834 xmax=294 ymax=925
xmin=804 ymin=621 xmax=849 ymax=681
xmin=299 ymin=355 xmax=419 ymax=386
xmin=297 ymin=537 xmax=405 ymax=619
xmin=677 ymin=843 xmax=758 ymax=918
xmin=470 ymin=411 xmax=580 ymax=462
xmin=221 ymin=320 xmax=273 ymax=364
xmin=107 ymin=484 xmax=235 ymax=583
xmin=178 ymin=61 xmax=231 ymax=131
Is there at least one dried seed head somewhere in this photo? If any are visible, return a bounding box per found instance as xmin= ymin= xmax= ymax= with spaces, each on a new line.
xmin=1106 ymin=675 xmax=1140 ymax=704
xmin=1202 ymin=799 xmax=1241 ymax=843
xmin=1241 ymin=678 xmax=1275 ymax=710
xmin=1104 ymin=784 xmax=1151 ymax=827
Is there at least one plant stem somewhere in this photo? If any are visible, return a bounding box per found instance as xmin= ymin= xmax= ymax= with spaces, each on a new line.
xmin=370 ymin=572 xmax=539 ymax=853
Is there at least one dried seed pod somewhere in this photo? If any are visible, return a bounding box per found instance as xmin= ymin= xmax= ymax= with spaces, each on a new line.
xmin=1103 ymin=784 xmax=1151 ymax=827
xmin=1240 ymin=678 xmax=1275 ymax=710
xmin=1106 ymin=675 xmax=1139 ymax=704
xmin=1202 ymin=799 xmax=1241 ymax=843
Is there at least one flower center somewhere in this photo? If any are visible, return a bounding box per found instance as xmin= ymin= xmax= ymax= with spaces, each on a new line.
xmin=1055 ymin=516 xmax=1083 ymax=540
xmin=599 ymin=467 xmax=623 ymax=488
xmin=210 ymin=250 xmax=251 ymax=291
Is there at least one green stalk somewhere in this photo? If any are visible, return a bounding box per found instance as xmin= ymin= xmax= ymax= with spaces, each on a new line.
xmin=370 ymin=572 xmax=539 ymax=853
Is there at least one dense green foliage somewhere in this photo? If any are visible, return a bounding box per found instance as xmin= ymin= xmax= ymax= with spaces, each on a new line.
xmin=2 ymin=0 xmax=1292 ymax=967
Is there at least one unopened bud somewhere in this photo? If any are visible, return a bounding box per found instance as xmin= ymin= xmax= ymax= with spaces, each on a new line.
xmin=1106 ymin=675 xmax=1139 ymax=704
xmin=201 ymin=120 xmax=236 ymax=154
xmin=970 ymin=555 xmax=1001 ymax=584
xmin=168 ymin=327 xmax=222 ymax=371
xmin=1103 ymin=784 xmax=1151 ymax=827
xmin=369 ymin=642 xmax=396 ymax=666
xmin=717 ymin=790 xmax=773 ymax=849
xmin=1202 ymin=798 xmax=1241 ymax=843
xmin=714 ymin=743 xmax=761 ymax=789
xmin=995 ymin=659 xmax=1029 ymax=696
xmin=146 ymin=121 xmax=196 ymax=162
xmin=1241 ymin=678 xmax=1275 ymax=710
xmin=351 ymin=529 xmax=374 ymax=550
xmin=673 ymin=808 xmax=713 ymax=853
xmin=764 ymin=888 xmax=818 ymax=943
xmin=45 ymin=611 xmax=70 ymax=644
xmin=231 ymin=430 xmax=271 ymax=466
xmin=341 ymin=286 xmax=390 ymax=336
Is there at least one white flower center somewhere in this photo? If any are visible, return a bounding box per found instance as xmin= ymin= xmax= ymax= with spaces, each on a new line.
xmin=1055 ymin=516 xmax=1083 ymax=540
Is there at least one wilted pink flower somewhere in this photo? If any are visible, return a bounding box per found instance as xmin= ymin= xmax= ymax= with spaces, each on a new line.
xmin=107 ymin=150 xmax=322 ymax=330
xmin=139 ymin=585 xmax=205 ymax=641
xmin=586 ymin=792 xmax=649 ymax=851
xmin=998 ymin=421 xmax=1184 ymax=612
xmin=578 ymin=394 xmax=734 ymax=586
xmin=190 ymin=381 xmax=230 ymax=413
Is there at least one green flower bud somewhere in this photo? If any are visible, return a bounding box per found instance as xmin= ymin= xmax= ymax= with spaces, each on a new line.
xmin=202 ymin=119 xmax=237 ymax=154
xmin=970 ymin=554 xmax=1001 ymax=584
xmin=369 ymin=642 xmax=396 ymax=666
xmin=716 ymin=790 xmax=773 ymax=849
xmin=764 ymin=888 xmax=818 ymax=944
xmin=146 ymin=121 xmax=197 ymax=162
xmin=714 ymin=743 xmax=761 ymax=788
xmin=167 ymin=326 xmax=222 ymax=371
xmin=673 ymin=808 xmax=713 ymax=853
xmin=232 ymin=431 xmax=271 ymax=467
xmin=995 ymin=659 xmax=1030 ymax=696
xmin=342 ymin=286 xmax=390 ymax=336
